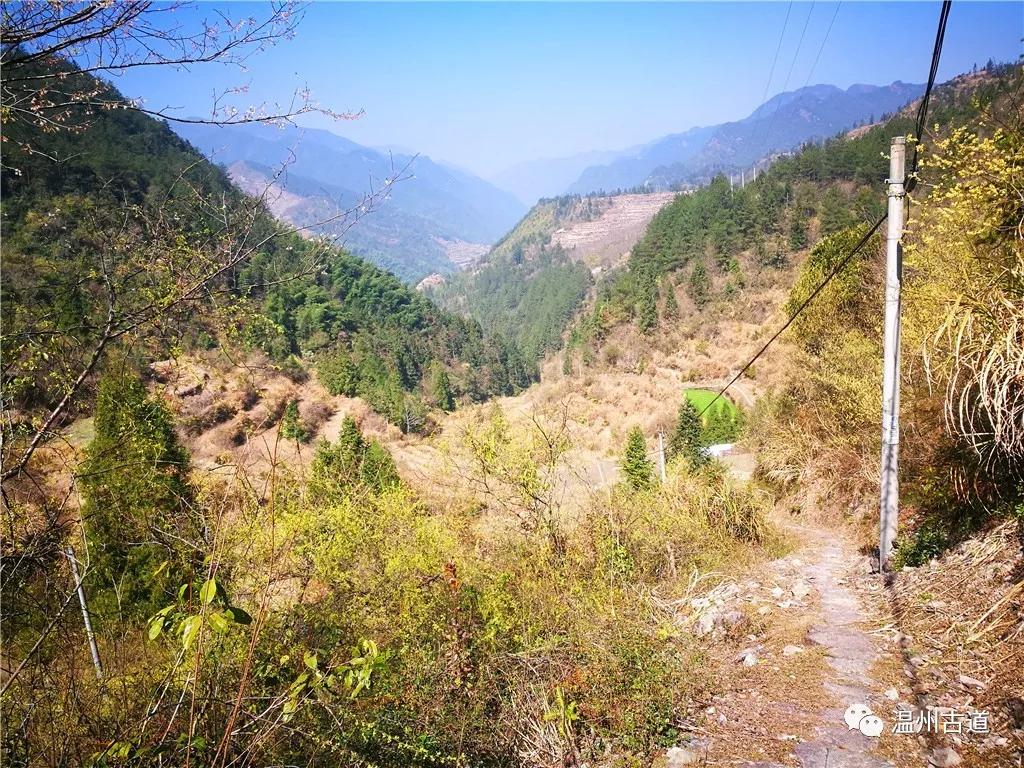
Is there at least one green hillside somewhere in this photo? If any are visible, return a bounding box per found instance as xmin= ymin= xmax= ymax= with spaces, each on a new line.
xmin=586 ymin=65 xmax=1021 ymax=337
xmin=430 ymin=195 xmax=614 ymax=365
xmin=1 ymin=60 xmax=528 ymax=435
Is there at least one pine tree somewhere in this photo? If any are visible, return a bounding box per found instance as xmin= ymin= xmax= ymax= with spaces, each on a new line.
xmin=361 ymin=441 xmax=400 ymax=491
xmin=718 ymin=403 xmax=735 ymax=441
xmin=733 ymin=404 xmax=746 ymax=435
xmin=689 ymin=259 xmax=710 ymax=306
xmin=81 ymin=371 xmax=195 ymax=617
xmin=755 ymin=238 xmax=768 ymax=266
xmin=662 ymin=279 xmax=679 ymax=320
xmin=621 ymin=426 xmax=654 ymax=491
xmin=337 ymin=415 xmax=367 ymax=469
xmin=668 ymin=398 xmax=706 ymax=469
xmin=429 ymin=362 xmax=455 ymax=411
xmin=789 ymin=214 xmax=808 ymax=250
xmin=310 ymin=416 xmax=399 ymax=499
xmin=317 ymin=350 xmax=357 ymax=396
xmin=637 ymin=275 xmax=658 ymax=331
xmin=702 ymin=403 xmax=728 ymax=445
xmin=280 ymin=399 xmax=308 ymax=442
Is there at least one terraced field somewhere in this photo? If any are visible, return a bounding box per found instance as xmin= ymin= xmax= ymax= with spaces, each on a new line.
xmin=550 ymin=191 xmax=677 ymax=270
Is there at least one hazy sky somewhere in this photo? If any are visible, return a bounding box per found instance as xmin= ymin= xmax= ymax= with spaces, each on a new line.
xmin=113 ymin=2 xmax=1022 ymax=178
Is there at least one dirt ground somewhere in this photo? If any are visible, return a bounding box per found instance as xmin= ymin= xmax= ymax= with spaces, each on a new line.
xmin=659 ymin=512 xmax=1023 ymax=768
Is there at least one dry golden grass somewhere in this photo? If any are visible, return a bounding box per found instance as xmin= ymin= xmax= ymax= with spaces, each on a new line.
xmin=880 ymin=521 xmax=1024 ymax=766
xmin=140 ymin=233 xmax=817 ymax=530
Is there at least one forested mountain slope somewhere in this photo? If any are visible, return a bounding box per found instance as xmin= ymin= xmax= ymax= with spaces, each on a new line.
xmin=428 ymin=192 xmax=674 ymax=367
xmin=578 ymin=67 xmax=1015 ymax=344
xmin=1 ymin=60 xmax=531 ymax=443
xmin=175 ymin=122 xmax=525 ymax=282
xmin=431 ymin=77 xmax=950 ymax=378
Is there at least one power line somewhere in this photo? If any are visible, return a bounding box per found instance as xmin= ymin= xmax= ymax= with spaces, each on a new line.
xmin=907 ymin=0 xmax=952 ymax=191
xmin=754 ymin=2 xmax=816 ymax=166
xmin=697 ymin=215 xmax=886 ymax=418
xmin=802 ymin=2 xmax=842 ymax=89
xmin=760 ymin=2 xmax=794 ymax=107
xmin=697 ymin=0 xmax=953 ymax=418
xmin=781 ymin=2 xmax=816 ymax=97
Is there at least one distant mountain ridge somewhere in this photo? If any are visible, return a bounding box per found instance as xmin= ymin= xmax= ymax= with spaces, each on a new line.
xmin=567 ymin=81 xmax=924 ymax=194
xmin=174 ymin=81 xmax=924 ymax=277
xmin=175 ymin=123 xmax=525 ymax=282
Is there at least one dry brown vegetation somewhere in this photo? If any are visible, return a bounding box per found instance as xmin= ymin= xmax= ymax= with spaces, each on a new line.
xmin=876 ymin=521 xmax=1024 ymax=766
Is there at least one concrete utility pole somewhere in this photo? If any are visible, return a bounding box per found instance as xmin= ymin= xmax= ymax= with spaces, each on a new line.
xmin=879 ymin=137 xmax=906 ymax=569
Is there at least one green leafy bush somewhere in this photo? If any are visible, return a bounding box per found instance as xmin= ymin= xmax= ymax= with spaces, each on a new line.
xmin=279 ymin=399 xmax=309 ymax=442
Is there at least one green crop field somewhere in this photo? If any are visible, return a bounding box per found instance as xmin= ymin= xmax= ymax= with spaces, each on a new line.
xmin=684 ymin=388 xmax=738 ymax=421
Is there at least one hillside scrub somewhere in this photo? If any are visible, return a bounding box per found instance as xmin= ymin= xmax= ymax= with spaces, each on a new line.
xmin=908 ymin=125 xmax=1024 ymax=468
xmin=559 ymin=67 xmax=1022 ymax=564
xmin=2 ymin=411 xmax=779 ymax=766
xmin=749 ymin=92 xmax=1023 ymax=558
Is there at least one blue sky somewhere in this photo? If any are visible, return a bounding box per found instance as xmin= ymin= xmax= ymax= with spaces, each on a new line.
xmin=113 ymin=2 xmax=1022 ymax=178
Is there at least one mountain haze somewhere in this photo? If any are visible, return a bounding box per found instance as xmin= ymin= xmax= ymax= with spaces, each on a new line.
xmin=490 ymin=148 xmax=628 ymax=206
xmin=175 ymin=123 xmax=525 ymax=282
xmin=568 ymin=81 xmax=924 ymax=194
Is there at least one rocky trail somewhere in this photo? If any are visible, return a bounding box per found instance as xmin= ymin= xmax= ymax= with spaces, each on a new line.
xmin=660 ymin=516 xmax=1005 ymax=768
xmin=749 ymin=527 xmax=904 ymax=768
xmin=654 ymin=456 xmax=896 ymax=766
